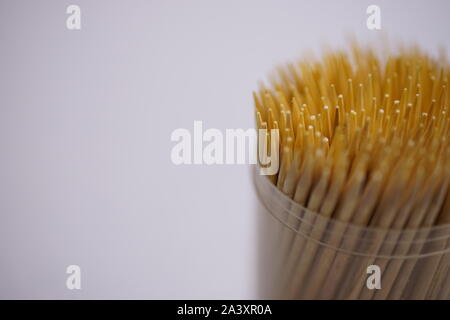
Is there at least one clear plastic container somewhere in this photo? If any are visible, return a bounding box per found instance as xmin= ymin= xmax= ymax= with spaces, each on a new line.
xmin=255 ymin=168 xmax=450 ymax=300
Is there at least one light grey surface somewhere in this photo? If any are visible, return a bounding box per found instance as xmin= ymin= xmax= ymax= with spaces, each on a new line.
xmin=0 ymin=0 xmax=449 ymax=299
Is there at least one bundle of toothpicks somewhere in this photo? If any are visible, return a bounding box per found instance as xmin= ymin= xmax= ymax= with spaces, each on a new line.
xmin=254 ymin=44 xmax=450 ymax=299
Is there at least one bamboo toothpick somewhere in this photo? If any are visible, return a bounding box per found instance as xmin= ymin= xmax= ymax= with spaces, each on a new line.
xmin=255 ymin=44 xmax=450 ymax=299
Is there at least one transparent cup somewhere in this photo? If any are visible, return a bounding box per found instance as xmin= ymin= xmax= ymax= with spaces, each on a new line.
xmin=255 ymin=168 xmax=450 ymax=300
